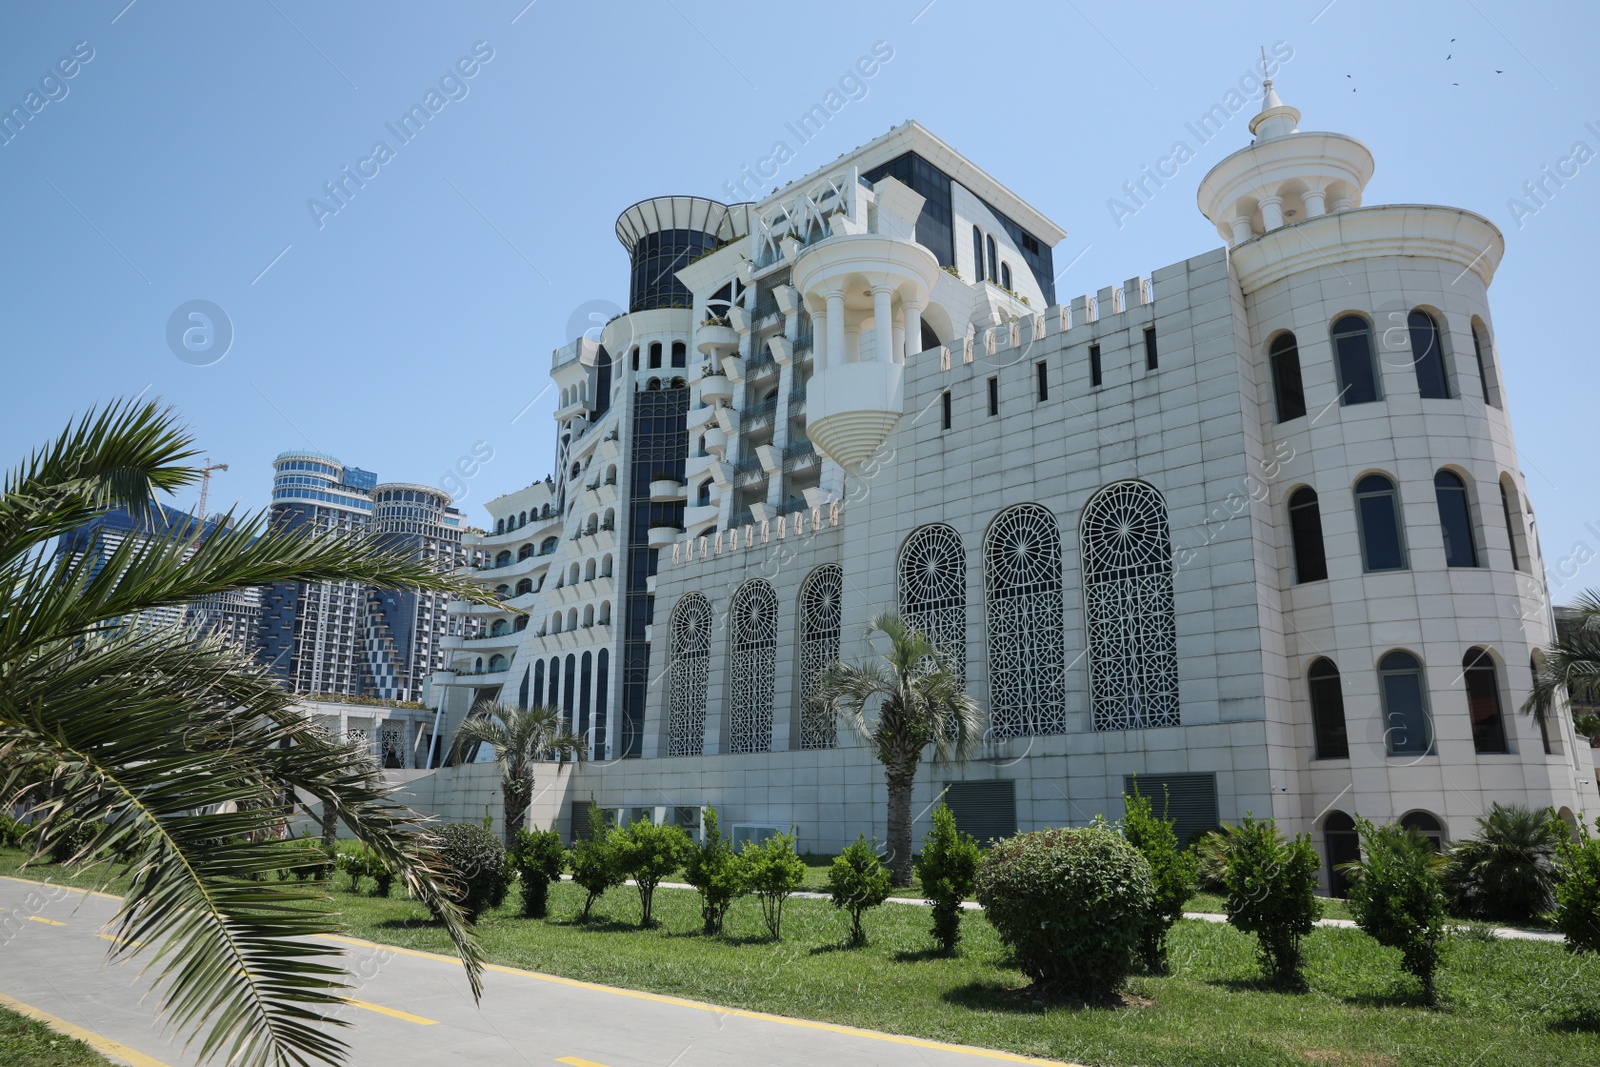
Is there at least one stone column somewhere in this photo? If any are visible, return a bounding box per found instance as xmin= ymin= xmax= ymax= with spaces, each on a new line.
xmin=813 ymin=304 xmax=829 ymax=371
xmin=872 ymin=285 xmax=895 ymax=364
xmin=1302 ymin=186 xmax=1326 ymax=218
xmin=903 ymin=299 xmax=923 ymax=361
xmin=843 ymin=324 xmax=860 ymax=364
xmin=1231 ymin=213 xmax=1253 ymax=245
xmin=1259 ymin=195 xmax=1284 ymax=230
xmin=826 ymin=289 xmax=846 ymax=368
xmin=892 ymin=309 xmax=905 ymax=366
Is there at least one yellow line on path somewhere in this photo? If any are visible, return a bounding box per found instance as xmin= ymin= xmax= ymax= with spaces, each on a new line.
xmin=556 ymin=1058 xmax=613 ymax=1067
xmin=343 ymin=997 xmax=438 ymax=1025
xmin=95 ymin=931 xmax=144 ymax=948
xmin=27 ymin=915 xmax=64 ymax=926
xmin=0 ymin=990 xmax=173 ymax=1067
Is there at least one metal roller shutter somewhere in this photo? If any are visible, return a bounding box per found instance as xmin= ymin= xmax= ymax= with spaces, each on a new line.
xmin=943 ymin=780 xmax=1017 ymax=845
xmin=1122 ymin=772 xmax=1219 ymax=846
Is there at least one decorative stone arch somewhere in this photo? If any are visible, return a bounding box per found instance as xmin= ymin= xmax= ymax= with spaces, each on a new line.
xmin=666 ymin=593 xmax=713 ymax=757
xmin=897 ymin=523 xmax=966 ymax=679
xmin=982 ymin=503 xmax=1066 ymax=737
xmin=796 ymin=564 xmax=843 ymax=749
xmin=727 ymin=579 xmax=779 ymax=754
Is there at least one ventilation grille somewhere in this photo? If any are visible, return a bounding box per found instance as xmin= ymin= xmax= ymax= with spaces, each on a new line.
xmin=943 ymin=780 xmax=1017 ymax=845
xmin=1122 ymin=772 xmax=1219 ymax=846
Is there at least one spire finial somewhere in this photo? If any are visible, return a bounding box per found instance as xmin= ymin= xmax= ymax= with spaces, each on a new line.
xmin=1260 ymin=45 xmax=1270 ymax=88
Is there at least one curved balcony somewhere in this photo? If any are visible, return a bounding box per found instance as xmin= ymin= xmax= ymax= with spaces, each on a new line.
xmin=648 ymin=526 xmax=681 ymax=549
xmin=687 ymin=403 xmax=719 ymax=431
xmin=651 ymin=478 xmax=687 ymax=502
xmin=808 ymin=360 xmax=905 ymax=470
xmin=699 ymin=375 xmax=735 ymax=405
xmin=695 ymin=322 xmax=740 ymax=356
xmin=683 ymin=502 xmax=718 ymax=536
xmin=703 ymin=426 xmax=729 ymax=456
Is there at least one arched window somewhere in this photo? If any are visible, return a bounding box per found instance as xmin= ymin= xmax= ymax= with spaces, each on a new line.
xmin=566 ymin=607 xmax=577 ymax=630
xmin=490 ymin=619 xmax=509 ymax=636
xmin=1323 ymin=811 xmax=1360 ymax=898
xmin=1269 ymin=332 xmax=1306 ymax=422
xmin=495 ymin=550 xmax=512 ymax=567
xmin=696 ymin=480 xmax=712 ymax=507
xmin=1379 ymin=650 xmax=1433 ymax=756
xmin=584 ymin=559 xmax=596 ymax=581
xmin=631 ymin=346 xmax=640 ymax=372
xmin=1399 ymin=811 xmax=1445 ymax=851
xmin=488 ymin=654 xmax=507 ymax=672
xmin=1000 ymin=262 xmax=1013 ymax=291
xmin=649 ymin=342 xmax=662 ymax=369
xmin=1499 ymin=476 xmax=1526 ymax=571
xmin=1331 ymin=315 xmax=1380 ymax=405
xmin=1082 ymin=481 xmax=1180 ymax=730
xmin=494 ymin=584 xmax=509 ymax=598
xmin=569 ymin=562 xmax=581 ymax=585
xmin=582 ymin=604 xmax=594 ymax=627
xmin=797 ymin=565 xmax=843 ymax=749
xmin=496 ymin=518 xmax=505 ymax=534
xmin=1355 ymin=474 xmax=1407 ymax=572
xmin=1433 ymin=470 xmax=1479 ymax=567
xmin=971 ymin=226 xmax=983 ymax=282
xmin=1531 ymin=652 xmax=1553 ymax=754
xmin=597 ymin=601 xmax=611 ymax=625
xmin=551 ymin=612 xmax=562 ymax=633
xmin=514 ymin=615 xmax=528 ymax=632
xmin=670 ymin=341 xmax=686 ymax=368
xmin=897 ymin=524 xmax=966 ymax=678
xmin=667 ymin=593 xmax=711 ymax=756
xmin=540 ymin=536 xmax=558 ymax=554
xmin=1308 ymin=658 xmax=1349 ymax=759
xmin=1408 ymin=309 xmax=1450 ymax=399
xmin=515 ymin=578 xmax=533 ymax=596
xmin=1463 ymin=648 xmax=1509 ymax=754
xmin=1288 ymin=486 xmax=1328 ymax=583
xmin=601 ymin=553 xmax=613 ymax=577
xmin=1470 ymin=318 xmax=1501 ymax=407
xmin=518 ymin=543 xmax=534 ymax=560
xmin=985 ymin=234 xmax=997 ymax=282
xmin=728 ymin=579 xmax=778 ymax=754
xmin=984 ymin=504 xmax=1067 ymax=737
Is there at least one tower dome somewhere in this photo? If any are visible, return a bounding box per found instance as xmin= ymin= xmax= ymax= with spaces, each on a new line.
xmin=1196 ymin=73 xmax=1375 ymax=246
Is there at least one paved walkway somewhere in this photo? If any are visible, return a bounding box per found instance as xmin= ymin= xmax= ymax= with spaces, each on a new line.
xmin=0 ymin=875 xmax=1073 ymax=1067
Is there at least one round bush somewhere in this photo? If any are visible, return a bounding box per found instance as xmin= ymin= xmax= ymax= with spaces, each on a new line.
xmin=429 ymin=823 xmax=510 ymax=923
xmin=975 ymin=824 xmax=1155 ymax=999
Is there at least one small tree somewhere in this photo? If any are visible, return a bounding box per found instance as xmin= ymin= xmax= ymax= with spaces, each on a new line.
xmin=740 ymin=830 xmax=806 ymax=939
xmin=1552 ymin=813 xmax=1600 ymax=954
xmin=827 ymin=836 xmax=893 ymax=945
xmin=683 ymin=807 xmax=745 ymax=935
xmin=449 ymin=702 xmax=586 ymax=849
xmin=570 ymin=802 xmax=623 ymax=921
xmin=1121 ymin=782 xmax=1198 ymax=972
xmin=429 ymin=823 xmax=511 ymax=924
xmin=1342 ymin=817 xmax=1450 ymax=1001
xmin=1224 ymin=815 xmax=1322 ymax=985
xmin=915 ymin=802 xmax=981 ymax=954
xmin=507 ymin=828 xmax=567 ymax=918
xmin=615 ymin=818 xmax=692 ymax=927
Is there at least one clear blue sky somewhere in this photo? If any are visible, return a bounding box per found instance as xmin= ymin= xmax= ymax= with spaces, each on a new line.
xmin=3 ymin=1 xmax=1596 ymax=601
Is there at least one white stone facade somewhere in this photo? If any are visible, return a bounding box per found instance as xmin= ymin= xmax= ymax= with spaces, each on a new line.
xmin=436 ymin=99 xmax=1597 ymax=889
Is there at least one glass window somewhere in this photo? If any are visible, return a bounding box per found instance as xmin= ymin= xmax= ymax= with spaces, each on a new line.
xmin=1277 ymin=331 xmax=1313 ymax=420
xmin=1089 ymin=344 xmax=1102 ymax=387
xmin=1331 ymin=315 xmax=1380 ymax=405
xmin=1323 ymin=811 xmax=1360 ymax=897
xmin=1463 ymin=648 xmax=1509 ymax=754
xmin=1433 ymin=470 xmax=1479 ymax=567
xmin=1379 ymin=650 xmax=1433 ymax=756
xmin=1308 ymin=658 xmax=1349 ymax=759
xmin=1399 ymin=811 xmax=1444 ymax=851
xmin=1500 ymin=479 xmax=1525 ymax=571
xmin=971 ymin=226 xmax=983 ymax=283
xmin=1144 ymin=327 xmax=1158 ymax=371
xmin=1408 ymin=310 xmax=1451 ymax=399
xmin=1355 ymin=474 xmax=1407 ymax=571
xmin=649 ymin=342 xmax=662 ymax=370
xmin=1000 ymin=263 xmax=1012 ymax=290
xmin=1288 ymin=487 xmax=1328 ymax=583
xmin=1471 ymin=319 xmax=1501 ymax=407
xmin=670 ymin=341 xmax=686 ymax=368
xmin=986 ymin=234 xmax=997 ymax=282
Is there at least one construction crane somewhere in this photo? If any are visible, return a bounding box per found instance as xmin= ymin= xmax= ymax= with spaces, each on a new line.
xmin=195 ymin=457 xmax=228 ymax=526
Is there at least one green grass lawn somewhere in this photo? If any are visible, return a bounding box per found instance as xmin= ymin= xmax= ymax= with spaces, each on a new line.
xmin=5 ymin=848 xmax=1595 ymax=1067
xmin=0 ymin=1008 xmax=113 ymax=1067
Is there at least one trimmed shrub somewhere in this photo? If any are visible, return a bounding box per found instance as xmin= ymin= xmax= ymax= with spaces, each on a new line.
xmin=47 ymin=819 xmax=100 ymax=865
xmin=570 ymin=803 xmax=624 ymax=921
xmin=1343 ymin=817 xmax=1450 ymax=1000
xmin=507 ymin=828 xmax=566 ymax=918
xmin=739 ymin=830 xmax=806 ymax=940
xmin=915 ymin=803 xmax=981 ymax=954
xmin=1191 ymin=826 xmax=1234 ymax=893
xmin=615 ymin=819 xmax=692 ymax=927
xmin=827 ymin=836 xmax=893 ymax=945
xmin=1224 ymin=815 xmax=1322 ymax=985
xmin=337 ymin=843 xmax=395 ymax=896
xmin=274 ymin=832 xmax=329 ymax=884
xmin=1121 ymin=783 xmax=1198 ymax=972
xmin=0 ymin=813 xmax=28 ymax=850
xmin=1443 ymin=803 xmax=1562 ymax=923
xmin=683 ymin=807 xmax=744 ymax=935
xmin=975 ymin=823 xmax=1155 ymax=999
xmin=1552 ymin=813 xmax=1600 ymax=953
xmin=429 ymin=822 xmax=510 ymax=923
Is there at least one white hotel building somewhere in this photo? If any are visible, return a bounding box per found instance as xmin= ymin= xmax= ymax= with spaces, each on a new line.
xmin=432 ymin=83 xmax=1597 ymax=888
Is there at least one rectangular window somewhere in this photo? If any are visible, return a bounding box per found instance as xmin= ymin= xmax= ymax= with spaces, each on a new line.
xmin=987 ymin=377 xmax=999 ymax=416
xmin=1089 ymin=344 xmax=1102 ymax=387
xmin=941 ymin=389 xmax=952 ymax=430
xmin=1143 ymin=327 xmax=1158 ymax=370
xmin=1036 ymin=361 xmax=1048 ymax=401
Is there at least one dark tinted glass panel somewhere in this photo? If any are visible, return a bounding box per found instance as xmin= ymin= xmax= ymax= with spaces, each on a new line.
xmin=863 ymin=152 xmax=955 ymax=271
xmin=971 ymin=226 xmax=983 ymax=283
xmin=1356 ymin=476 xmax=1406 ymax=571
xmin=1288 ymin=487 xmax=1328 ymax=582
xmin=1408 ymin=310 xmax=1450 ymax=399
xmin=1472 ymin=324 xmax=1499 ymax=407
xmin=979 ymin=194 xmax=1057 ymax=306
xmin=1500 ymin=482 xmax=1523 ymax=570
xmin=1433 ymin=470 xmax=1478 ymax=567
xmin=1399 ymin=811 xmax=1444 ymax=850
xmin=986 ymin=235 xmax=997 ymax=282
xmin=1144 ymin=327 xmax=1158 ymax=370
xmin=629 ymin=229 xmax=720 ymax=312
xmin=1308 ymin=659 xmax=1349 ymax=759
xmin=670 ymin=341 xmax=686 ymax=368
xmin=1463 ymin=649 xmax=1509 ymax=754
xmin=1324 ymin=811 xmax=1360 ymax=897
xmin=1270 ymin=334 xmax=1306 ymax=421
xmin=1332 ymin=316 xmax=1379 ymax=405
xmin=987 ymin=377 xmax=998 ymax=416
xmin=1379 ymin=651 xmax=1432 ymax=755
xmin=1089 ymin=344 xmax=1102 ymax=387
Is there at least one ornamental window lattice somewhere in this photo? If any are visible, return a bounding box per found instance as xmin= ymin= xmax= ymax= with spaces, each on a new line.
xmin=797 ymin=565 xmax=843 ymax=749
xmin=728 ymin=580 xmax=778 ymax=753
xmin=984 ymin=504 xmax=1067 ymax=737
xmin=667 ymin=593 xmax=712 ymax=757
xmin=898 ymin=524 xmax=966 ymax=678
xmin=1081 ymin=481 xmax=1180 ymax=730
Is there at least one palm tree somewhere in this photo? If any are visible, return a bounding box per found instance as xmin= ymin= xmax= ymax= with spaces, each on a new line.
xmin=449 ymin=701 xmax=587 ymax=848
xmin=1441 ymin=802 xmax=1565 ymax=923
xmin=1525 ymin=589 xmax=1600 ymax=743
xmin=814 ymin=611 xmax=982 ymax=885
xmin=0 ymin=401 xmax=495 ymax=1067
